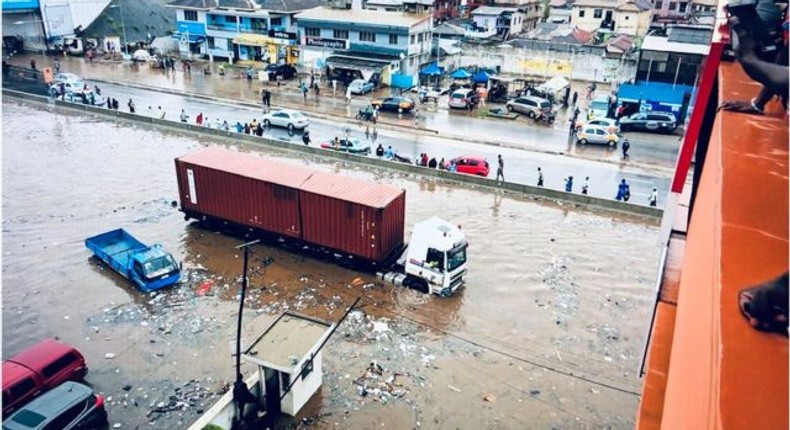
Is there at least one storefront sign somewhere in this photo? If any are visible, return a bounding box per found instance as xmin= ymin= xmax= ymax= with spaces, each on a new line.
xmin=2 ymin=0 xmax=39 ymax=10
xmin=305 ymin=37 xmax=348 ymax=50
xmin=268 ymin=30 xmax=296 ymax=40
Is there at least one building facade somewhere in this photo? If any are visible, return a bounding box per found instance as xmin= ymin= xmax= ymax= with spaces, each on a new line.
xmin=471 ymin=6 xmax=524 ymax=38
xmin=167 ymin=0 xmax=320 ymax=63
xmin=571 ymin=0 xmax=651 ymax=36
xmin=636 ymin=25 xmax=710 ymax=86
xmin=295 ymin=6 xmax=432 ymax=87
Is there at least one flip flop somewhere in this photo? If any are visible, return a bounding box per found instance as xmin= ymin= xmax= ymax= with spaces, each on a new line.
xmin=738 ymin=272 xmax=789 ymax=336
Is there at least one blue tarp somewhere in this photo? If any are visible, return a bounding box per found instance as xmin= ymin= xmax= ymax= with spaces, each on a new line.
xmin=451 ymin=68 xmax=472 ymax=79
xmin=420 ymin=62 xmax=444 ymax=76
xmin=472 ymin=69 xmax=491 ymax=84
xmin=391 ymin=73 xmax=415 ymax=89
xmin=617 ymin=82 xmax=696 ymax=107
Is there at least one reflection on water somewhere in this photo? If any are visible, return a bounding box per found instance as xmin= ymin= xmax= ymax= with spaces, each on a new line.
xmin=2 ymin=100 xmax=660 ymax=429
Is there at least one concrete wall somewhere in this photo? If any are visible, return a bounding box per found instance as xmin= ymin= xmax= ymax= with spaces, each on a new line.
xmin=283 ymin=352 xmax=323 ymax=416
xmin=3 ymin=89 xmax=662 ymax=219
xmin=186 ymin=373 xmax=261 ymax=430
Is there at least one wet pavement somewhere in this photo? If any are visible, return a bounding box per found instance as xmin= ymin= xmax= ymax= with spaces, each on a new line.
xmin=2 ymin=99 xmax=661 ymax=429
xmin=5 ymin=53 xmax=682 ymax=171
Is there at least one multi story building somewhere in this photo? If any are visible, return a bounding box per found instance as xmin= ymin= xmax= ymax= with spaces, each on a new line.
xmin=570 ymin=0 xmax=651 ymax=36
xmin=471 ymin=6 xmax=525 ymax=38
xmin=167 ymin=0 xmax=320 ymax=63
xmin=294 ymin=6 xmax=432 ymax=87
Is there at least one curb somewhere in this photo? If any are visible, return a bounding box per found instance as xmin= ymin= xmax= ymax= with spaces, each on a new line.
xmin=3 ymin=88 xmax=663 ymax=220
xmin=86 ymin=76 xmax=674 ymax=175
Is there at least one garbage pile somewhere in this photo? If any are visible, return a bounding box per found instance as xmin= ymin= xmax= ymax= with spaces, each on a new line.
xmin=352 ymin=361 xmax=409 ymax=404
xmin=145 ymin=379 xmax=226 ymax=423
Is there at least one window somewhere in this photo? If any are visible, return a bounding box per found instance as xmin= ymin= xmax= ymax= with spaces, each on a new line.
xmin=227 ymin=39 xmax=233 ymax=50
xmin=42 ymin=353 xmax=78 ymax=378
xmin=207 ymin=36 xmax=215 ymax=49
xmin=678 ymin=1 xmax=688 ymax=12
xmin=624 ymin=15 xmax=630 ymax=20
xmin=9 ymin=378 xmax=36 ymax=398
xmin=417 ymin=33 xmax=424 ymax=42
xmin=43 ymin=401 xmax=86 ymax=430
xmin=333 ymin=29 xmax=348 ymax=39
xmin=281 ymin=372 xmax=291 ymax=391
xmin=578 ymin=9 xmax=585 ymax=17
xmin=360 ymin=31 xmax=376 ymax=42
xmin=410 ymin=34 xmax=416 ymax=44
xmin=271 ymin=17 xmax=282 ymax=26
xmin=669 ymin=1 xmax=677 ymax=9
xmin=305 ymin=27 xmax=320 ymax=37
xmin=656 ymin=0 xmax=663 ymax=8
xmin=183 ymin=10 xmax=197 ymax=21
xmin=593 ymin=8 xmax=602 ymax=18
xmin=389 ymin=34 xmax=398 ymax=44
xmin=425 ymin=248 xmax=445 ymax=270
xmin=224 ymin=15 xmax=237 ymax=23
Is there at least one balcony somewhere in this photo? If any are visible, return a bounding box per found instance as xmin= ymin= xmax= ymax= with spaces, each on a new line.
xmin=206 ymin=24 xmax=238 ymax=32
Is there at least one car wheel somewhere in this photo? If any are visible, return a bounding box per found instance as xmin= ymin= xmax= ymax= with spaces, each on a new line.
xmin=608 ymin=140 xmax=616 ymax=147
xmin=287 ymin=123 xmax=295 ymax=131
xmin=507 ymin=105 xmax=514 ymax=112
xmin=527 ymin=111 xmax=536 ymax=119
xmin=263 ymin=119 xmax=271 ymax=127
xmin=579 ymin=138 xmax=587 ymax=145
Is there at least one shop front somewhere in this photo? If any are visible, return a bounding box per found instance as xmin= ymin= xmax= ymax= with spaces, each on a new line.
xmin=232 ymin=31 xmax=298 ymax=65
xmin=172 ymin=21 xmax=207 ymax=56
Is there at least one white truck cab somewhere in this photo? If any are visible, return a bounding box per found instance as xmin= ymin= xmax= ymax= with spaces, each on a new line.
xmin=400 ymin=217 xmax=468 ymax=296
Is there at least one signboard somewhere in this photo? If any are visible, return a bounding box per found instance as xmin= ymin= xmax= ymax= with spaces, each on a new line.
xmin=176 ymin=21 xmax=206 ymax=36
xmin=2 ymin=0 xmax=39 ymax=11
xmin=268 ymin=30 xmax=296 ymax=41
xmin=43 ymin=3 xmax=74 ymax=38
xmin=305 ymin=36 xmax=348 ymax=50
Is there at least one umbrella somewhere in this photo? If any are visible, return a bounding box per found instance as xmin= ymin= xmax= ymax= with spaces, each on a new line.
xmin=451 ymin=68 xmax=471 ymax=79
xmin=420 ymin=62 xmax=444 ymax=76
xmin=472 ymin=69 xmax=491 ymax=84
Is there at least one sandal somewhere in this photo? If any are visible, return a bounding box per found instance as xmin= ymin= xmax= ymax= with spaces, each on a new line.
xmin=738 ymin=272 xmax=789 ymax=336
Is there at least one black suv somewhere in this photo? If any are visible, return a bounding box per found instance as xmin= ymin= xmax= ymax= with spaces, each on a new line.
xmin=619 ymin=111 xmax=677 ymax=133
xmin=265 ymin=63 xmax=297 ymax=80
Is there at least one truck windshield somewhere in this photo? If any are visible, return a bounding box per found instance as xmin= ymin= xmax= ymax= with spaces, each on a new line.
xmin=143 ymin=255 xmax=178 ymax=280
xmin=446 ymin=244 xmax=467 ymax=272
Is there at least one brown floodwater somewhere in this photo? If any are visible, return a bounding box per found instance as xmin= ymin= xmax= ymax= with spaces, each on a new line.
xmin=2 ymin=100 xmax=661 ymax=429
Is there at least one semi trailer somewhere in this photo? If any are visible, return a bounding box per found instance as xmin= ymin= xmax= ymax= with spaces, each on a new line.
xmin=175 ymin=147 xmax=468 ymax=296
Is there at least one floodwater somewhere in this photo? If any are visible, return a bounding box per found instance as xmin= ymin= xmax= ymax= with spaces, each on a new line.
xmin=2 ymin=100 xmax=661 ymax=429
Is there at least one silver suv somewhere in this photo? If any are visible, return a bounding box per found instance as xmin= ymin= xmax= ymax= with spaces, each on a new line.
xmin=619 ymin=112 xmax=677 ymax=133
xmin=506 ymin=96 xmax=551 ymax=118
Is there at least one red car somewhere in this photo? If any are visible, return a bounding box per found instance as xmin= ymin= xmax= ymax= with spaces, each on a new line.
xmin=445 ymin=156 xmax=490 ymax=177
xmin=2 ymin=338 xmax=88 ymax=417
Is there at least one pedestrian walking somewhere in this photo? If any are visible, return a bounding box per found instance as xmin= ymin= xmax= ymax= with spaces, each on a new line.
xmin=196 ymin=112 xmax=204 ymax=126
xmin=302 ymin=83 xmax=308 ymax=101
xmin=649 ymin=188 xmax=658 ymax=207
xmin=30 ymin=59 xmax=36 ymax=70
xmin=616 ymin=179 xmax=630 ymax=201
xmin=332 ymin=79 xmax=337 ymax=97
xmin=314 ymin=84 xmax=320 ymax=99
xmin=204 ymin=117 xmax=212 ymax=128
xmin=537 ymin=167 xmax=544 ymax=187
xmin=572 ymin=91 xmax=578 ymax=105
xmin=375 ymin=143 xmax=384 ymax=157
xmin=261 ymin=88 xmax=267 ymax=110
xmin=372 ymin=126 xmax=378 ymax=141
xmin=180 ymin=109 xmax=188 ymax=123
xmin=127 ymin=99 xmax=135 ymax=114
xmin=496 ymin=154 xmax=504 ymax=182
xmin=565 ymin=176 xmax=574 ymax=192
xmin=365 ymin=124 xmax=371 ymax=140
xmin=449 ymin=161 xmax=457 ymax=173
xmin=346 ymin=86 xmax=352 ymax=103
xmin=428 ymin=157 xmax=438 ymax=168
xmin=309 ymin=71 xmax=315 ymax=89
xmin=158 ymin=106 xmax=166 ymax=120
xmin=54 ymin=58 xmax=60 ymax=74
xmin=581 ymin=176 xmax=589 ymax=195
xmin=622 ymin=139 xmax=631 ymax=160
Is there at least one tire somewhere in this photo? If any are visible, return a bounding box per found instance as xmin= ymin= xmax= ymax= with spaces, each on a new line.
xmin=507 ymin=105 xmax=514 ymax=112
xmin=263 ymin=119 xmax=271 ymax=127
xmin=579 ymin=138 xmax=587 ymax=145
xmin=527 ymin=111 xmax=536 ymax=119
xmin=287 ymin=123 xmax=294 ymax=131
xmin=355 ymin=114 xmax=362 ymax=120
xmin=608 ymin=140 xmax=616 ymax=147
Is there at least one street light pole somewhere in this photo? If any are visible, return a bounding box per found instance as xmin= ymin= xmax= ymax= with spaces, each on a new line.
xmin=110 ymin=2 xmax=128 ymax=54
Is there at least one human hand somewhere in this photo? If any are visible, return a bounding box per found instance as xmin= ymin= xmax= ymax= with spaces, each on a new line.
xmin=718 ymin=99 xmax=762 ymax=113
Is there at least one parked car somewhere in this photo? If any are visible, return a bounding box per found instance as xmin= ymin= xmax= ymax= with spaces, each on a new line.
xmin=579 ymin=118 xmax=620 ymax=135
xmin=63 ymin=90 xmax=106 ymax=107
xmin=506 ymin=96 xmax=551 ymax=118
xmin=49 ymin=74 xmax=85 ymax=97
xmin=265 ymin=63 xmax=297 ymax=80
xmin=2 ymin=339 xmax=88 ymax=417
xmin=448 ymin=88 xmax=479 ymax=109
xmin=262 ymin=109 xmax=310 ymax=131
xmin=371 ymin=96 xmax=416 ymax=113
xmin=586 ymin=94 xmax=611 ymax=120
xmin=3 ymin=381 xmax=107 ymax=430
xmin=619 ymin=111 xmax=678 ymax=133
xmin=446 ymin=156 xmax=490 ymax=177
xmin=576 ymin=125 xmax=619 ymax=146
xmin=320 ymin=137 xmax=372 ymax=154
xmin=348 ymin=79 xmax=374 ymax=95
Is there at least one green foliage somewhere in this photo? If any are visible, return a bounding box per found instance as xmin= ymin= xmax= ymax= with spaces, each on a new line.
xmin=201 ymin=425 xmax=225 ymax=430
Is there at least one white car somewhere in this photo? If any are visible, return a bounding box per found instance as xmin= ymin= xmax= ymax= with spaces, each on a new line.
xmin=348 ymin=79 xmax=374 ymax=95
xmin=586 ymin=95 xmax=610 ymax=120
xmin=579 ymin=118 xmax=620 ymax=135
xmin=49 ymin=79 xmax=86 ymax=97
xmin=262 ymin=109 xmax=310 ymax=131
xmin=576 ymin=125 xmax=619 ymax=146
xmin=132 ymin=49 xmax=152 ymax=62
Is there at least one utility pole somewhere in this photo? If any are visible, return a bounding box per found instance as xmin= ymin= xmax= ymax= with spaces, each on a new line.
xmin=232 ymin=238 xmax=261 ymax=423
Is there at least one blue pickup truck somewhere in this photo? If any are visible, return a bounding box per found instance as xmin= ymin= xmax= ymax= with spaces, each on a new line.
xmin=85 ymin=229 xmax=181 ymax=292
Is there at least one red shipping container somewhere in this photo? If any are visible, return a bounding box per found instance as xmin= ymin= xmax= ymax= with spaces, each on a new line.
xmin=175 ymin=148 xmax=311 ymax=238
xmin=299 ymin=171 xmax=405 ymax=264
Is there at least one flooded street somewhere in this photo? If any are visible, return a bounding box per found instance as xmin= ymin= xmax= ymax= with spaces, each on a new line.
xmin=2 ymin=100 xmax=660 ymax=429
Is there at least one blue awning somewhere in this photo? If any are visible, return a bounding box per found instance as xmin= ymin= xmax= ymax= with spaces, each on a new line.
xmin=451 ymin=68 xmax=471 ymax=79
xmin=420 ymin=62 xmax=444 ymax=76
xmin=472 ymin=69 xmax=491 ymax=84
xmin=617 ymin=82 xmax=696 ymax=105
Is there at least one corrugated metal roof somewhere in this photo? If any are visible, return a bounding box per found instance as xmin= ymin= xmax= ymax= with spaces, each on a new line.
xmin=295 ymin=6 xmax=429 ymax=27
xmin=301 ymin=171 xmax=404 ymax=208
xmin=177 ymin=147 xmax=314 ymax=188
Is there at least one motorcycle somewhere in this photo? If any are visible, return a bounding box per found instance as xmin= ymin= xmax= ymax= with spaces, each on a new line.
xmin=356 ymin=106 xmax=375 ymax=122
xmin=536 ymin=111 xmax=556 ymax=126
